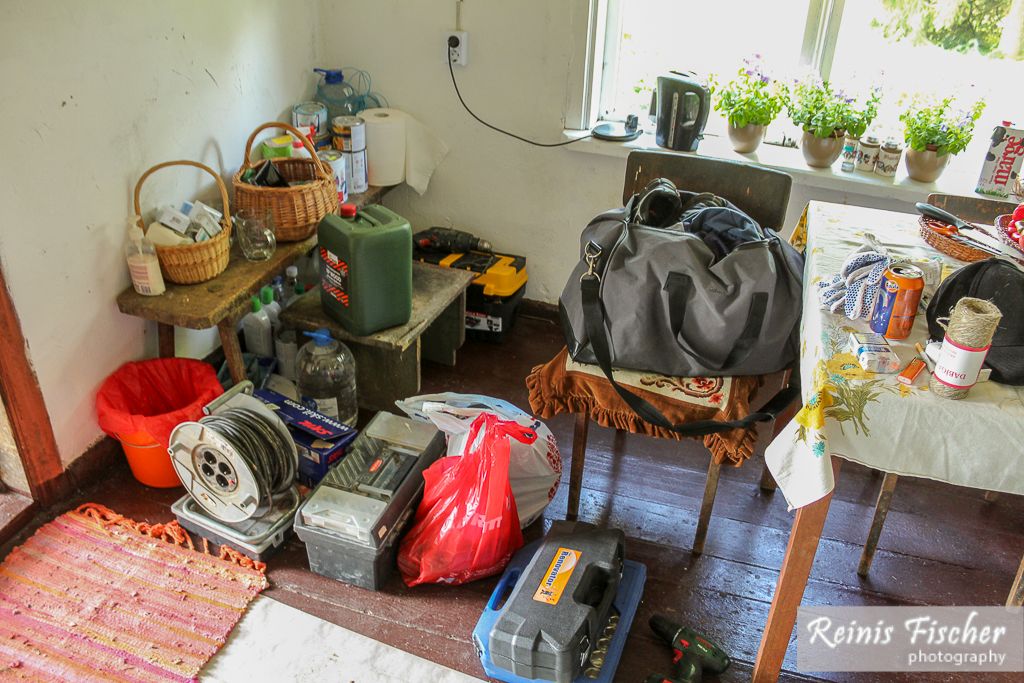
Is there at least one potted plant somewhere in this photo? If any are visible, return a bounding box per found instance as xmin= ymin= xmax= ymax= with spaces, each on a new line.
xmin=788 ymin=76 xmax=881 ymax=168
xmin=900 ymin=96 xmax=985 ymax=183
xmin=710 ymin=56 xmax=788 ymax=154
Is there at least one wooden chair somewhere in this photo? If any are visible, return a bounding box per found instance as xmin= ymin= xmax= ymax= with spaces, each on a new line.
xmin=857 ymin=192 xmax=1023 ymax=606
xmin=565 ymin=151 xmax=795 ymax=555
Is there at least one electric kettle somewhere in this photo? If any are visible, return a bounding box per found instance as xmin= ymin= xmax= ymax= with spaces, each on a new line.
xmin=649 ymin=72 xmax=710 ymax=152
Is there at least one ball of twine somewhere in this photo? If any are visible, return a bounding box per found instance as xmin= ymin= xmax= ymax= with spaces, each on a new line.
xmin=929 ymin=297 xmax=1002 ymax=399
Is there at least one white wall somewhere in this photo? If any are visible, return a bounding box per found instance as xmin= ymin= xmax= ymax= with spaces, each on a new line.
xmin=317 ymin=0 xmax=626 ymax=305
xmin=0 ymin=0 xmax=320 ymax=464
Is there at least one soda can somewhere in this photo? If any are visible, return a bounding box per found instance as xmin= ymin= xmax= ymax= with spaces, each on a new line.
xmin=869 ymin=264 xmax=924 ymax=340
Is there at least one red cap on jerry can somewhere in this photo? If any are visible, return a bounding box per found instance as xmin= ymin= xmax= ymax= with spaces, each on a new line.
xmin=339 ymin=203 xmax=357 ymax=218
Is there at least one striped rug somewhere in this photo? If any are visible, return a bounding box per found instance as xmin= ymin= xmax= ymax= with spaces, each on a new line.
xmin=0 ymin=504 xmax=267 ymax=682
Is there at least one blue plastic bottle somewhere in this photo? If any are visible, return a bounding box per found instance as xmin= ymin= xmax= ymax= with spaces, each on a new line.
xmin=314 ymin=68 xmax=357 ymax=121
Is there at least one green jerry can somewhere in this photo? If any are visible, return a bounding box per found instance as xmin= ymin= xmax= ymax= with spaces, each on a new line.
xmin=318 ymin=203 xmax=412 ymax=336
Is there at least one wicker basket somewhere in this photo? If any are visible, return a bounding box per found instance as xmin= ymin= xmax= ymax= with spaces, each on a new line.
xmin=918 ymin=216 xmax=988 ymax=262
xmin=995 ymin=214 xmax=1024 ymax=257
xmin=133 ymin=160 xmax=232 ymax=285
xmin=232 ymin=122 xmax=338 ymax=242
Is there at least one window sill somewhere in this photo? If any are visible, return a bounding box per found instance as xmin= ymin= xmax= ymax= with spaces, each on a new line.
xmin=563 ymin=130 xmax=991 ymax=205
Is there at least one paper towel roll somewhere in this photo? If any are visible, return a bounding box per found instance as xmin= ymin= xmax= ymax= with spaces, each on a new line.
xmin=362 ymin=109 xmax=407 ymax=187
xmin=361 ymin=108 xmax=449 ymax=195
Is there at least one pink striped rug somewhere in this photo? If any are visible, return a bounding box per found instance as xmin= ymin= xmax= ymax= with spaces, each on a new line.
xmin=0 ymin=504 xmax=267 ymax=682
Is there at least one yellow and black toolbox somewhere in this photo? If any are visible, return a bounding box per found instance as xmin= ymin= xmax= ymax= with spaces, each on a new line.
xmin=414 ymin=250 xmax=527 ymax=342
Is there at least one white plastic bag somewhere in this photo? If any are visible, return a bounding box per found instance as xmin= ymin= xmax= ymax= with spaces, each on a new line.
xmin=395 ymin=393 xmax=562 ymax=527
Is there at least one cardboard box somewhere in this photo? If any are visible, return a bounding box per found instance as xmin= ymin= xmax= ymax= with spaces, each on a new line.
xmin=976 ymin=124 xmax=1024 ymax=198
xmin=254 ymin=388 xmax=358 ymax=487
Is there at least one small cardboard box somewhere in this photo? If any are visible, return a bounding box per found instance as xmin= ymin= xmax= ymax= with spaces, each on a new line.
xmin=976 ymin=124 xmax=1024 ymax=198
xmin=254 ymin=388 xmax=358 ymax=487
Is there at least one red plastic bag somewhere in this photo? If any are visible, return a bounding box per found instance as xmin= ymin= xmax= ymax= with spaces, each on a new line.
xmin=95 ymin=358 xmax=223 ymax=448
xmin=398 ymin=412 xmax=538 ymax=586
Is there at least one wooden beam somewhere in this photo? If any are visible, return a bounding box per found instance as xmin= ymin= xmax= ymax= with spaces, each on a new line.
xmin=1008 ymin=554 xmax=1024 ymax=607
xmin=0 ymin=266 xmax=64 ymax=505
xmin=752 ymin=457 xmax=843 ymax=683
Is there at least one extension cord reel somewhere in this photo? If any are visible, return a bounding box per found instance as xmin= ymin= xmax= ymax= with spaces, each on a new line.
xmin=168 ymin=382 xmax=298 ymax=524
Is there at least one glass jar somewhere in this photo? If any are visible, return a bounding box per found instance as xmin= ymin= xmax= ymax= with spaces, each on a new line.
xmin=296 ymin=328 xmax=358 ymax=427
xmin=234 ymin=208 xmax=276 ymax=261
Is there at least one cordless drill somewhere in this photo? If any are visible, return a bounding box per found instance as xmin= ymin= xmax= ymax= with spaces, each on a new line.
xmin=644 ymin=614 xmax=731 ymax=683
xmin=413 ymin=227 xmax=492 ymax=254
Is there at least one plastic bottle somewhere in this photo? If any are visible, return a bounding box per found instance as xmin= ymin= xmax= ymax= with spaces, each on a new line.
xmin=125 ymin=220 xmax=166 ymax=296
xmin=314 ymin=68 xmax=357 ymax=120
xmin=242 ymin=296 xmax=274 ymax=358
xmin=296 ymin=327 xmax=358 ymax=426
xmin=260 ymin=286 xmax=282 ymax=332
xmin=283 ymin=266 xmax=300 ymax=304
xmin=271 ymin=275 xmax=285 ymax=304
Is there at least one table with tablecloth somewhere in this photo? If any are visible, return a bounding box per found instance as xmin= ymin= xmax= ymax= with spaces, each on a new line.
xmin=752 ymin=201 xmax=1024 ymax=682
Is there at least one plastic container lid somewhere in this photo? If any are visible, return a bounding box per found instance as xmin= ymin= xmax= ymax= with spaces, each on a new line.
xmin=340 ymin=203 xmax=357 ymax=218
xmin=305 ymin=327 xmax=334 ymax=346
xmin=314 ymin=68 xmax=344 ymax=84
xmin=286 ymin=265 xmax=298 ymax=277
xmin=251 ymin=295 xmax=262 ymax=313
xmin=260 ymin=286 xmax=274 ymax=305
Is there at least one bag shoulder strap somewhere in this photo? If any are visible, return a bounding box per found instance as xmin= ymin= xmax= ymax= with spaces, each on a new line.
xmin=579 ymin=260 xmax=798 ymax=437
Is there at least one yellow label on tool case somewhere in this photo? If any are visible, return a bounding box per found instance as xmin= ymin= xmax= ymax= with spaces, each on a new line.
xmin=532 ymin=547 xmax=581 ymax=605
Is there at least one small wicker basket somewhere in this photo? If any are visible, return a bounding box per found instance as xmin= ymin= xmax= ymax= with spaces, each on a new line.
xmin=232 ymin=122 xmax=339 ymax=242
xmin=918 ymin=216 xmax=990 ymax=262
xmin=133 ymin=160 xmax=232 ymax=285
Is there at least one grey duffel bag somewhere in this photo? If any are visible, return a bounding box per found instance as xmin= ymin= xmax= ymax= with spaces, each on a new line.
xmin=558 ymin=179 xmax=804 ymax=436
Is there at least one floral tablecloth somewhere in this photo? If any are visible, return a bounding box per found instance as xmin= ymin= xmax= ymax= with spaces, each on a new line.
xmin=766 ymin=201 xmax=1024 ymax=509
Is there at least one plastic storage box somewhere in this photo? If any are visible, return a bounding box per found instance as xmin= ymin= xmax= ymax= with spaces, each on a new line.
xmin=414 ymin=250 xmax=527 ymax=342
xmin=293 ymin=412 xmax=445 ymax=590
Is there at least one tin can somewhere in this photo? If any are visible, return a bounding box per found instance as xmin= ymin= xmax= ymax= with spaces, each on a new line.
xmin=331 ymin=116 xmax=366 ymax=152
xmin=317 ymin=149 xmax=348 ymax=202
xmin=345 ymin=149 xmax=369 ymax=194
xmin=875 ymin=139 xmax=902 ymax=177
xmin=313 ymin=132 xmax=332 ymax=150
xmin=292 ymin=101 xmax=329 ymax=138
xmin=841 ymin=135 xmax=859 ymax=172
xmin=856 ymin=135 xmax=880 ymax=172
xmin=869 ymin=264 xmax=924 ymax=340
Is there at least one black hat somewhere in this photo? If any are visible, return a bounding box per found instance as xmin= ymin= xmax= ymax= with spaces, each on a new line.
xmin=927 ymin=258 xmax=1024 ymax=385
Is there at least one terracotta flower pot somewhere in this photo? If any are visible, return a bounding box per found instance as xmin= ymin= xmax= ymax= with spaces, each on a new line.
xmin=905 ymin=146 xmax=950 ymax=183
xmin=727 ymin=123 xmax=765 ymax=154
xmin=801 ymin=130 xmax=844 ymax=168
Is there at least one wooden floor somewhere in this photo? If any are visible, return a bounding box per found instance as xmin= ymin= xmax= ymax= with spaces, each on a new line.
xmin=6 ymin=314 xmax=1023 ymax=682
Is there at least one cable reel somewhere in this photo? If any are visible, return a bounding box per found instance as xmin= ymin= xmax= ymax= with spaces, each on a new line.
xmin=169 ymin=382 xmax=297 ymax=524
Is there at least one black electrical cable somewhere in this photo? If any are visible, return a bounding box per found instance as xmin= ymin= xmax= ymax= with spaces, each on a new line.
xmin=447 ymin=56 xmax=592 ymax=148
xmin=200 ymin=408 xmax=295 ymax=501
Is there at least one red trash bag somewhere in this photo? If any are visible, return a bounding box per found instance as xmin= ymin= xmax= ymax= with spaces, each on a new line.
xmin=398 ymin=412 xmax=538 ymax=587
xmin=95 ymin=358 xmax=223 ymax=450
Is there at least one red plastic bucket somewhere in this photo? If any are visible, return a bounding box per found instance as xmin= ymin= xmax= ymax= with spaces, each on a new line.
xmin=117 ymin=431 xmax=181 ymax=488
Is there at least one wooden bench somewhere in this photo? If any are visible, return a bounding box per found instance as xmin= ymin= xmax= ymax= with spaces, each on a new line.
xmin=116 ymin=186 xmax=392 ymax=383
xmin=280 ymin=263 xmax=474 ymax=411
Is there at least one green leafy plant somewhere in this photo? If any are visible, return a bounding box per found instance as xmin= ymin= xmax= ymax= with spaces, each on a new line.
xmin=900 ymin=96 xmax=986 ymax=155
xmin=709 ymin=56 xmax=788 ymax=128
xmin=788 ymin=75 xmax=882 ymax=138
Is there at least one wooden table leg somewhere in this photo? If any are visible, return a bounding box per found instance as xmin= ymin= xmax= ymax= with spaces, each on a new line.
xmin=857 ymin=472 xmax=899 ymax=577
xmin=157 ymin=323 xmax=175 ymax=358
xmin=693 ymin=458 xmax=722 ymax=555
xmin=1008 ymin=554 xmax=1024 ymax=607
xmin=217 ymin=320 xmax=247 ymax=386
xmin=567 ymin=411 xmax=590 ymax=521
xmin=752 ymin=457 xmax=842 ymax=683
xmin=759 ymin=460 xmax=778 ymax=492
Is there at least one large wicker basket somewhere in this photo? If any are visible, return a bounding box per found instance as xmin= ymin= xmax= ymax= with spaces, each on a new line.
xmin=133 ymin=160 xmax=232 ymax=285
xmin=232 ymin=122 xmax=338 ymax=242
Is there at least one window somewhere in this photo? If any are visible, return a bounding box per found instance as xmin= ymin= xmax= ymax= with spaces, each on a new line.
xmin=590 ymin=0 xmax=1024 ymax=148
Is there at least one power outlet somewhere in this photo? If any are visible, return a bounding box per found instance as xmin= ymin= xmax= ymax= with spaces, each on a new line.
xmin=445 ymin=31 xmax=468 ymax=67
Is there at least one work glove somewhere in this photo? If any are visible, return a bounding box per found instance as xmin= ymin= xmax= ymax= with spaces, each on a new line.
xmin=817 ymin=248 xmax=890 ymax=320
